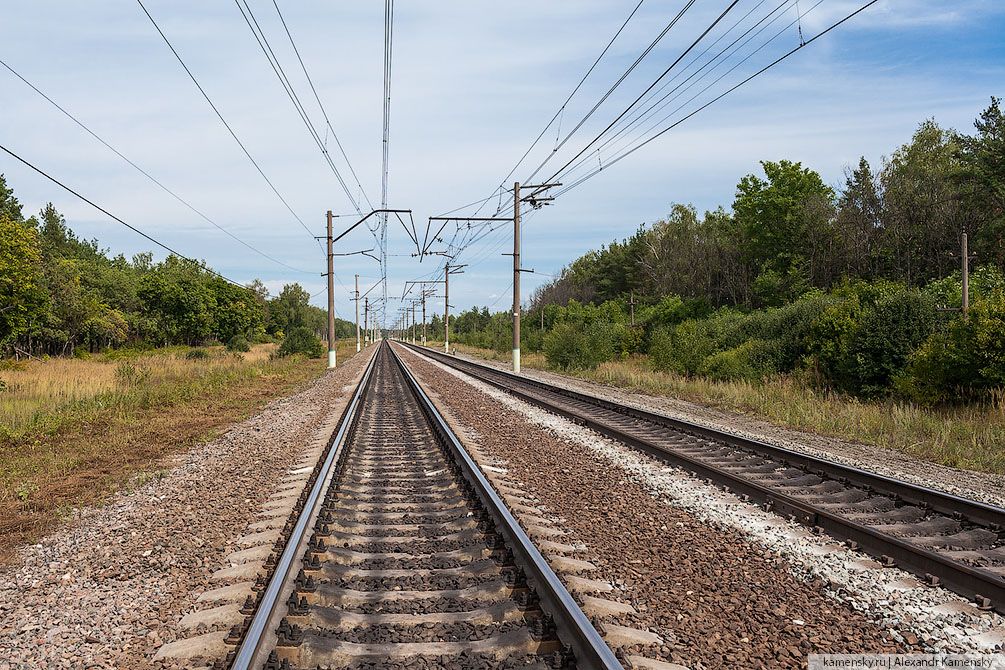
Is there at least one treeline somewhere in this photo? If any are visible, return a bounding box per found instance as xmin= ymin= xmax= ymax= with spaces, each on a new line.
xmin=447 ymin=98 xmax=1005 ymax=405
xmin=0 ymin=176 xmax=355 ymax=358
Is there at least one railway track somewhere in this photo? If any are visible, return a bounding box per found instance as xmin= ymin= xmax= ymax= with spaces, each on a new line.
xmin=221 ymin=342 xmax=623 ymax=670
xmin=402 ymin=342 xmax=1005 ymax=617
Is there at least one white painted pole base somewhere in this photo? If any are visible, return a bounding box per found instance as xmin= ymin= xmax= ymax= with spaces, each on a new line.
xmin=512 ymin=349 xmax=520 ymax=374
xmin=327 ymin=350 xmax=337 ymax=369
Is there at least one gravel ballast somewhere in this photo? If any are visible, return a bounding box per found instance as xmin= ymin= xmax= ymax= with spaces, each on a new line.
xmin=0 ymin=346 xmax=376 ymax=670
xmin=450 ymin=351 xmax=1005 ymax=508
xmin=397 ymin=344 xmax=1005 ymax=667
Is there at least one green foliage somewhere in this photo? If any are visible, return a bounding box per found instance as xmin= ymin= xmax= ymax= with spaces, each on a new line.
xmin=900 ymin=291 xmax=1005 ymax=404
xmin=648 ymin=320 xmax=714 ymax=376
xmin=733 ymin=160 xmax=836 ymax=275
xmin=185 ymin=348 xmax=210 ymax=360
xmin=543 ymin=322 xmax=613 ymax=370
xmin=226 ymin=334 xmax=250 ymax=352
xmin=0 ymin=213 xmax=44 ymax=347
xmin=840 ymin=289 xmax=935 ymax=396
xmin=278 ymin=326 xmax=325 ymax=359
xmin=698 ymin=339 xmax=778 ymax=381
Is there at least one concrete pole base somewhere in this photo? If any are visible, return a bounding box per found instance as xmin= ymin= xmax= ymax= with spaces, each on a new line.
xmin=327 ymin=350 xmax=337 ymax=369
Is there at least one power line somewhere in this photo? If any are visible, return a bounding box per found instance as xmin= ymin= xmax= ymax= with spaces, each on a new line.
xmin=487 ymin=0 xmax=648 ymax=200
xmin=553 ymin=0 xmax=882 ymax=197
xmin=538 ymin=0 xmax=744 ymax=187
xmin=553 ymin=0 xmax=800 ymax=186
xmin=135 ymin=0 xmax=323 ymax=254
xmin=521 ymin=0 xmax=701 ymax=186
xmin=234 ymin=0 xmax=365 ymax=217
xmin=0 ymin=57 xmax=315 ymax=276
xmin=379 ymin=0 xmax=396 ymax=324
xmin=271 ymin=0 xmax=374 ymax=213
xmin=0 ymin=143 xmax=247 ymax=288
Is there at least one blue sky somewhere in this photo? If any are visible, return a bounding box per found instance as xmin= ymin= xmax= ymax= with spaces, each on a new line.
xmin=2 ymin=1 xmax=1003 ymax=326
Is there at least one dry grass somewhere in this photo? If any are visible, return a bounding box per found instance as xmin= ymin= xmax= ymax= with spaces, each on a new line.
xmin=454 ymin=344 xmax=1005 ymax=476
xmin=0 ymin=340 xmax=361 ymax=561
xmin=1 ymin=344 xmax=277 ymax=437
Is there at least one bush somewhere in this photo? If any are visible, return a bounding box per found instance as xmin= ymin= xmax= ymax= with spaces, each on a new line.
xmin=72 ymin=345 xmax=91 ymax=360
xmin=226 ymin=334 xmax=250 ymax=352
xmin=648 ymin=319 xmax=715 ymax=376
xmin=839 ymin=289 xmax=935 ymax=396
xmin=698 ymin=339 xmax=778 ymax=381
xmin=185 ymin=348 xmax=210 ymax=360
xmin=544 ymin=322 xmax=612 ymax=370
xmin=278 ymin=326 xmax=325 ymax=358
xmin=899 ymin=291 xmax=1005 ymax=404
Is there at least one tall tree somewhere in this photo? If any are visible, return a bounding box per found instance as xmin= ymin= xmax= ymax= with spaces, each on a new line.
xmin=956 ymin=97 xmax=1005 ymax=254
xmin=0 ymin=215 xmax=44 ymax=348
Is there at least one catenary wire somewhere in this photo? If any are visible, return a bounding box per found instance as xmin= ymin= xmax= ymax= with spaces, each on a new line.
xmin=135 ymin=0 xmax=323 ymax=254
xmin=537 ymin=0 xmax=744 ymax=187
xmin=1 ymin=143 xmax=248 ymax=288
xmin=552 ymin=0 xmax=881 ymax=197
xmin=271 ymin=0 xmax=375 ymax=213
xmin=0 ymin=57 xmax=315 ymax=276
xmin=235 ymin=0 xmax=363 ymax=218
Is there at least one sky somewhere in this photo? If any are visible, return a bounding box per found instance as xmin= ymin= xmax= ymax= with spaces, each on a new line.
xmin=2 ymin=1 xmax=1003 ymax=327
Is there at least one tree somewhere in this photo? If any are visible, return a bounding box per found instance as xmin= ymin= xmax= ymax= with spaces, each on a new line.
xmin=733 ymin=160 xmax=836 ymax=279
xmin=835 ymin=157 xmax=884 ymax=279
xmin=0 ymin=215 xmax=44 ymax=348
xmin=209 ymin=278 xmax=264 ymax=342
xmin=267 ymin=283 xmax=312 ymax=336
xmin=956 ymin=97 xmax=1005 ymax=253
xmin=880 ymin=120 xmax=961 ymax=286
xmin=0 ymin=174 xmax=24 ymax=223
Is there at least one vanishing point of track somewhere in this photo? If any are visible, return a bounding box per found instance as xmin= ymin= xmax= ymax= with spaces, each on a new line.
xmin=220 ymin=342 xmax=621 ymax=670
xmin=405 ymin=343 xmax=1005 ymax=617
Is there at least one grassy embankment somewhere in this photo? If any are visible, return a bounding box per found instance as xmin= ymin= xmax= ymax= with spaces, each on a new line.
xmin=446 ymin=343 xmax=1005 ymax=476
xmin=0 ymin=341 xmax=360 ymax=562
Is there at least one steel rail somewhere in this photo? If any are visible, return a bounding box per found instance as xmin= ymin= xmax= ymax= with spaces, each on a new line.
xmin=389 ymin=343 xmax=624 ymax=670
xmin=403 ymin=343 xmax=1005 ymax=616
xmin=231 ymin=349 xmax=379 ymax=670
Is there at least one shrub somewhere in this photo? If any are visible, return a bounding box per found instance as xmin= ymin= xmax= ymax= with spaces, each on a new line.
xmin=698 ymin=339 xmax=778 ymax=381
xmin=185 ymin=348 xmax=210 ymax=360
xmin=544 ymin=322 xmax=611 ymax=370
xmin=839 ymin=289 xmax=935 ymax=396
xmin=620 ymin=325 xmax=645 ymax=356
xmin=278 ymin=326 xmax=325 ymax=358
xmin=648 ymin=319 xmax=715 ymax=376
xmin=226 ymin=334 xmax=250 ymax=352
xmin=899 ymin=291 xmax=1005 ymax=404
xmin=72 ymin=345 xmax=91 ymax=360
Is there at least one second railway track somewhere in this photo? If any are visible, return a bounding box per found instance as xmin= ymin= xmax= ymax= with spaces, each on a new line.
xmin=223 ymin=342 xmax=622 ymax=670
xmin=403 ymin=342 xmax=1005 ymax=617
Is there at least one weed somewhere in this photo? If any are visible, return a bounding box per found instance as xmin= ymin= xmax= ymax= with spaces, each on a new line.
xmin=115 ymin=360 xmax=151 ymax=387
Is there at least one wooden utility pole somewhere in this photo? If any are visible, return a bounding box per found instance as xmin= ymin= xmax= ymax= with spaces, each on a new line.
xmin=962 ymin=230 xmax=970 ymax=314
xmin=354 ymin=274 xmax=361 ymax=352
xmin=363 ymin=298 xmax=369 ymax=346
xmin=326 ymin=211 xmax=336 ymax=369
xmin=512 ymin=182 xmax=521 ymax=373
